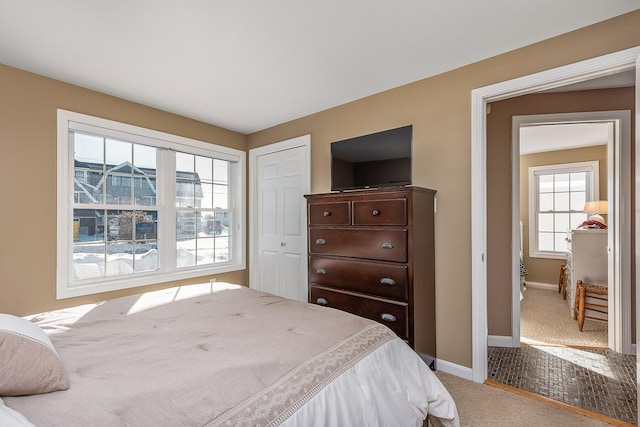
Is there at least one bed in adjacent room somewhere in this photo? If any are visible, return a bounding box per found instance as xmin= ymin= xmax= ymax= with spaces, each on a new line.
xmin=0 ymin=282 xmax=458 ymax=427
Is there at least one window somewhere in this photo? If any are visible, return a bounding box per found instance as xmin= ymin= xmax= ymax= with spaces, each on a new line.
xmin=57 ymin=110 xmax=245 ymax=299
xmin=528 ymin=161 xmax=599 ymax=259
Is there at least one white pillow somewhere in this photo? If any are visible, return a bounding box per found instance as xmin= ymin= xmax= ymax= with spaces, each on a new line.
xmin=0 ymin=314 xmax=69 ymax=396
xmin=0 ymin=398 xmax=35 ymax=427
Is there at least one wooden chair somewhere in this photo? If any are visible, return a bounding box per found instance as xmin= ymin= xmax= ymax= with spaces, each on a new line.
xmin=558 ymin=264 xmax=567 ymax=300
xmin=573 ymin=280 xmax=608 ymax=332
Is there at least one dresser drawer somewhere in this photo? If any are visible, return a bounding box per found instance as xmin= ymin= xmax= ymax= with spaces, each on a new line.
xmin=309 ymin=228 xmax=407 ymax=262
xmin=308 ymin=201 xmax=350 ymax=225
xmin=309 ymin=255 xmax=408 ymax=300
xmin=310 ymin=285 xmax=408 ymax=339
xmin=353 ymin=198 xmax=407 ymax=226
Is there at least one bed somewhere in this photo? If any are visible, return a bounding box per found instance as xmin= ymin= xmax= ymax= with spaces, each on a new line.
xmin=0 ymin=282 xmax=459 ymax=427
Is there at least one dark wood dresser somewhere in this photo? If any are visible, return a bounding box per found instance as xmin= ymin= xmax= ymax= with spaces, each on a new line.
xmin=305 ymin=186 xmax=436 ymax=369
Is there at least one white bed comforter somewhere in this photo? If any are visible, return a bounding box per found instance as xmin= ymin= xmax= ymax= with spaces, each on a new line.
xmin=3 ymin=283 xmax=459 ymax=427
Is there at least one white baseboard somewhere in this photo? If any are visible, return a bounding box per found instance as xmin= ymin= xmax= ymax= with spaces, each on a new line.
xmin=435 ymin=358 xmax=473 ymax=381
xmin=523 ymin=281 xmax=556 ymax=291
xmin=487 ymin=335 xmax=518 ymax=347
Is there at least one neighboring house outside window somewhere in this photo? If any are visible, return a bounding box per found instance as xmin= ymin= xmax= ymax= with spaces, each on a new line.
xmin=57 ymin=110 xmax=245 ymax=299
xmin=528 ymin=161 xmax=599 ymax=259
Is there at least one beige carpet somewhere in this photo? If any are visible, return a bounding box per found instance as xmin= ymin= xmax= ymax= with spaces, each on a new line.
xmin=435 ymin=371 xmax=614 ymax=426
xmin=520 ymin=286 xmax=607 ymax=347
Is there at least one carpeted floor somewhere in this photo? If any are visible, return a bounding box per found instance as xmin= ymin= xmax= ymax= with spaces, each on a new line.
xmin=520 ymin=286 xmax=607 ymax=347
xmin=487 ymin=286 xmax=636 ymax=425
xmin=435 ymin=371 xmax=615 ymax=426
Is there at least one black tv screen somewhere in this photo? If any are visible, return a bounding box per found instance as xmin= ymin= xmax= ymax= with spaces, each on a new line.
xmin=331 ymin=125 xmax=412 ymax=191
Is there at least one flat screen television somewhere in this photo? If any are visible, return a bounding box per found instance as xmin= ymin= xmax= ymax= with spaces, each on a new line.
xmin=331 ymin=125 xmax=412 ymax=191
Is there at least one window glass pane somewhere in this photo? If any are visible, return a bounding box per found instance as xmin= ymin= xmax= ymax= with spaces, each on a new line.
xmin=106 ymin=173 xmax=132 ymax=205
xmin=213 ymin=159 xmax=229 ymax=184
xmin=216 ymin=211 xmax=230 ymax=237
xmin=570 ymin=172 xmax=586 ymax=191
xmin=570 ymin=192 xmax=586 ymax=212
xmin=134 ymin=241 xmax=158 ymax=273
xmin=176 ymin=239 xmax=196 ymax=268
xmin=538 ymin=213 xmax=554 ymax=232
xmin=73 ymin=243 xmax=105 ymax=281
xmin=571 ymin=213 xmax=589 ymax=229
xmin=73 ymin=209 xmax=104 ymax=242
xmin=554 ymin=173 xmax=570 ymax=192
xmin=106 ymin=242 xmax=133 ymax=276
xmin=554 ymin=192 xmax=569 ymax=211
xmin=197 ymin=238 xmax=214 ymax=265
xmin=135 ymin=211 xmax=158 ymax=240
xmin=133 ymin=145 xmax=157 ymax=207
xmin=213 ymin=184 xmax=228 ymax=209
xmin=215 ymin=236 xmax=230 ymax=262
xmin=176 ymin=180 xmax=195 ymax=208
xmin=107 ymin=210 xmax=134 ymax=241
xmin=74 ymin=133 xmax=104 ymax=165
xmin=74 ymin=133 xmax=105 ymax=204
xmin=133 ymin=144 xmax=156 ymax=170
xmin=176 ymin=152 xmax=194 ymax=174
xmin=201 ymin=183 xmax=213 ymax=209
xmin=538 ymin=232 xmax=554 ymax=251
xmin=554 ymin=213 xmax=570 ymax=234
xmin=177 ymin=212 xmax=196 ymax=239
xmin=134 ymin=175 xmax=157 ymax=206
xmin=196 ymin=156 xmax=213 ymax=183
xmin=539 ymin=175 xmax=553 ymax=193
xmin=554 ymin=233 xmax=568 ymax=253
xmin=106 ymin=139 xmax=132 ymax=166
xmin=200 ymin=213 xmax=216 ymax=236
xmin=539 ymin=193 xmax=553 ymax=212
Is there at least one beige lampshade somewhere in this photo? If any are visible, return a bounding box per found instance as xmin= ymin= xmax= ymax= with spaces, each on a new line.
xmin=582 ymin=200 xmax=608 ymax=214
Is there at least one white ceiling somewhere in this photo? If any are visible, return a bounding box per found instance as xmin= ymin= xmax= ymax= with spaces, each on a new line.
xmin=520 ymin=122 xmax=611 ymax=155
xmin=1 ymin=1 xmax=638 ymax=134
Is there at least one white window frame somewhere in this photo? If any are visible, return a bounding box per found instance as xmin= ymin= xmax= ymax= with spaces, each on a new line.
xmin=528 ymin=161 xmax=599 ymax=259
xmin=57 ymin=109 xmax=246 ymax=299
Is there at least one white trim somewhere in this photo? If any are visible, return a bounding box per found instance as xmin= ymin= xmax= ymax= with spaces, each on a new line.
xmin=57 ymin=109 xmax=246 ymax=299
xmin=471 ymin=46 xmax=640 ymax=383
xmin=524 ymin=281 xmax=556 ymax=291
xmin=248 ymin=135 xmax=311 ymax=293
xmin=435 ymin=359 xmax=474 ymax=382
xmin=487 ymin=335 xmax=516 ymax=348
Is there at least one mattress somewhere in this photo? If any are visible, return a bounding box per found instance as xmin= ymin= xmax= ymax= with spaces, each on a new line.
xmin=2 ymin=282 xmax=459 ymax=426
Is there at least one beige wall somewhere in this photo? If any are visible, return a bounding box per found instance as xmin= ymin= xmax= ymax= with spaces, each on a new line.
xmin=520 ymin=145 xmax=608 ymax=284
xmin=0 ymin=64 xmax=249 ymax=316
xmin=486 ymin=87 xmax=635 ymax=337
xmin=248 ymin=11 xmax=640 ymax=367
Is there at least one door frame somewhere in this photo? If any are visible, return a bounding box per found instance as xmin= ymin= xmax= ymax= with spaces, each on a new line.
xmin=248 ymin=134 xmax=311 ymax=292
xmin=471 ymin=46 xmax=640 ymax=383
xmin=510 ymin=111 xmax=631 ymax=354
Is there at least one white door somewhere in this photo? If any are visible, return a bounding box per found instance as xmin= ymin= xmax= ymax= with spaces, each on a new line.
xmin=249 ymin=135 xmax=310 ymax=302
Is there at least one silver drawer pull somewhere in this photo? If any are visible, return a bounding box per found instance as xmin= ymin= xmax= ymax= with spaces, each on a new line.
xmin=372 ymin=209 xmax=381 ymax=216
xmin=381 ymin=313 xmax=396 ymax=322
xmin=316 ymin=298 xmax=328 ymax=306
xmin=323 ymin=211 xmax=331 ymax=217
xmin=316 ymin=268 xmax=327 ymax=275
xmin=380 ymin=278 xmax=396 ymax=286
xmin=380 ymin=242 xmax=393 ymax=249
xmin=315 ymin=238 xmax=326 ymax=245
